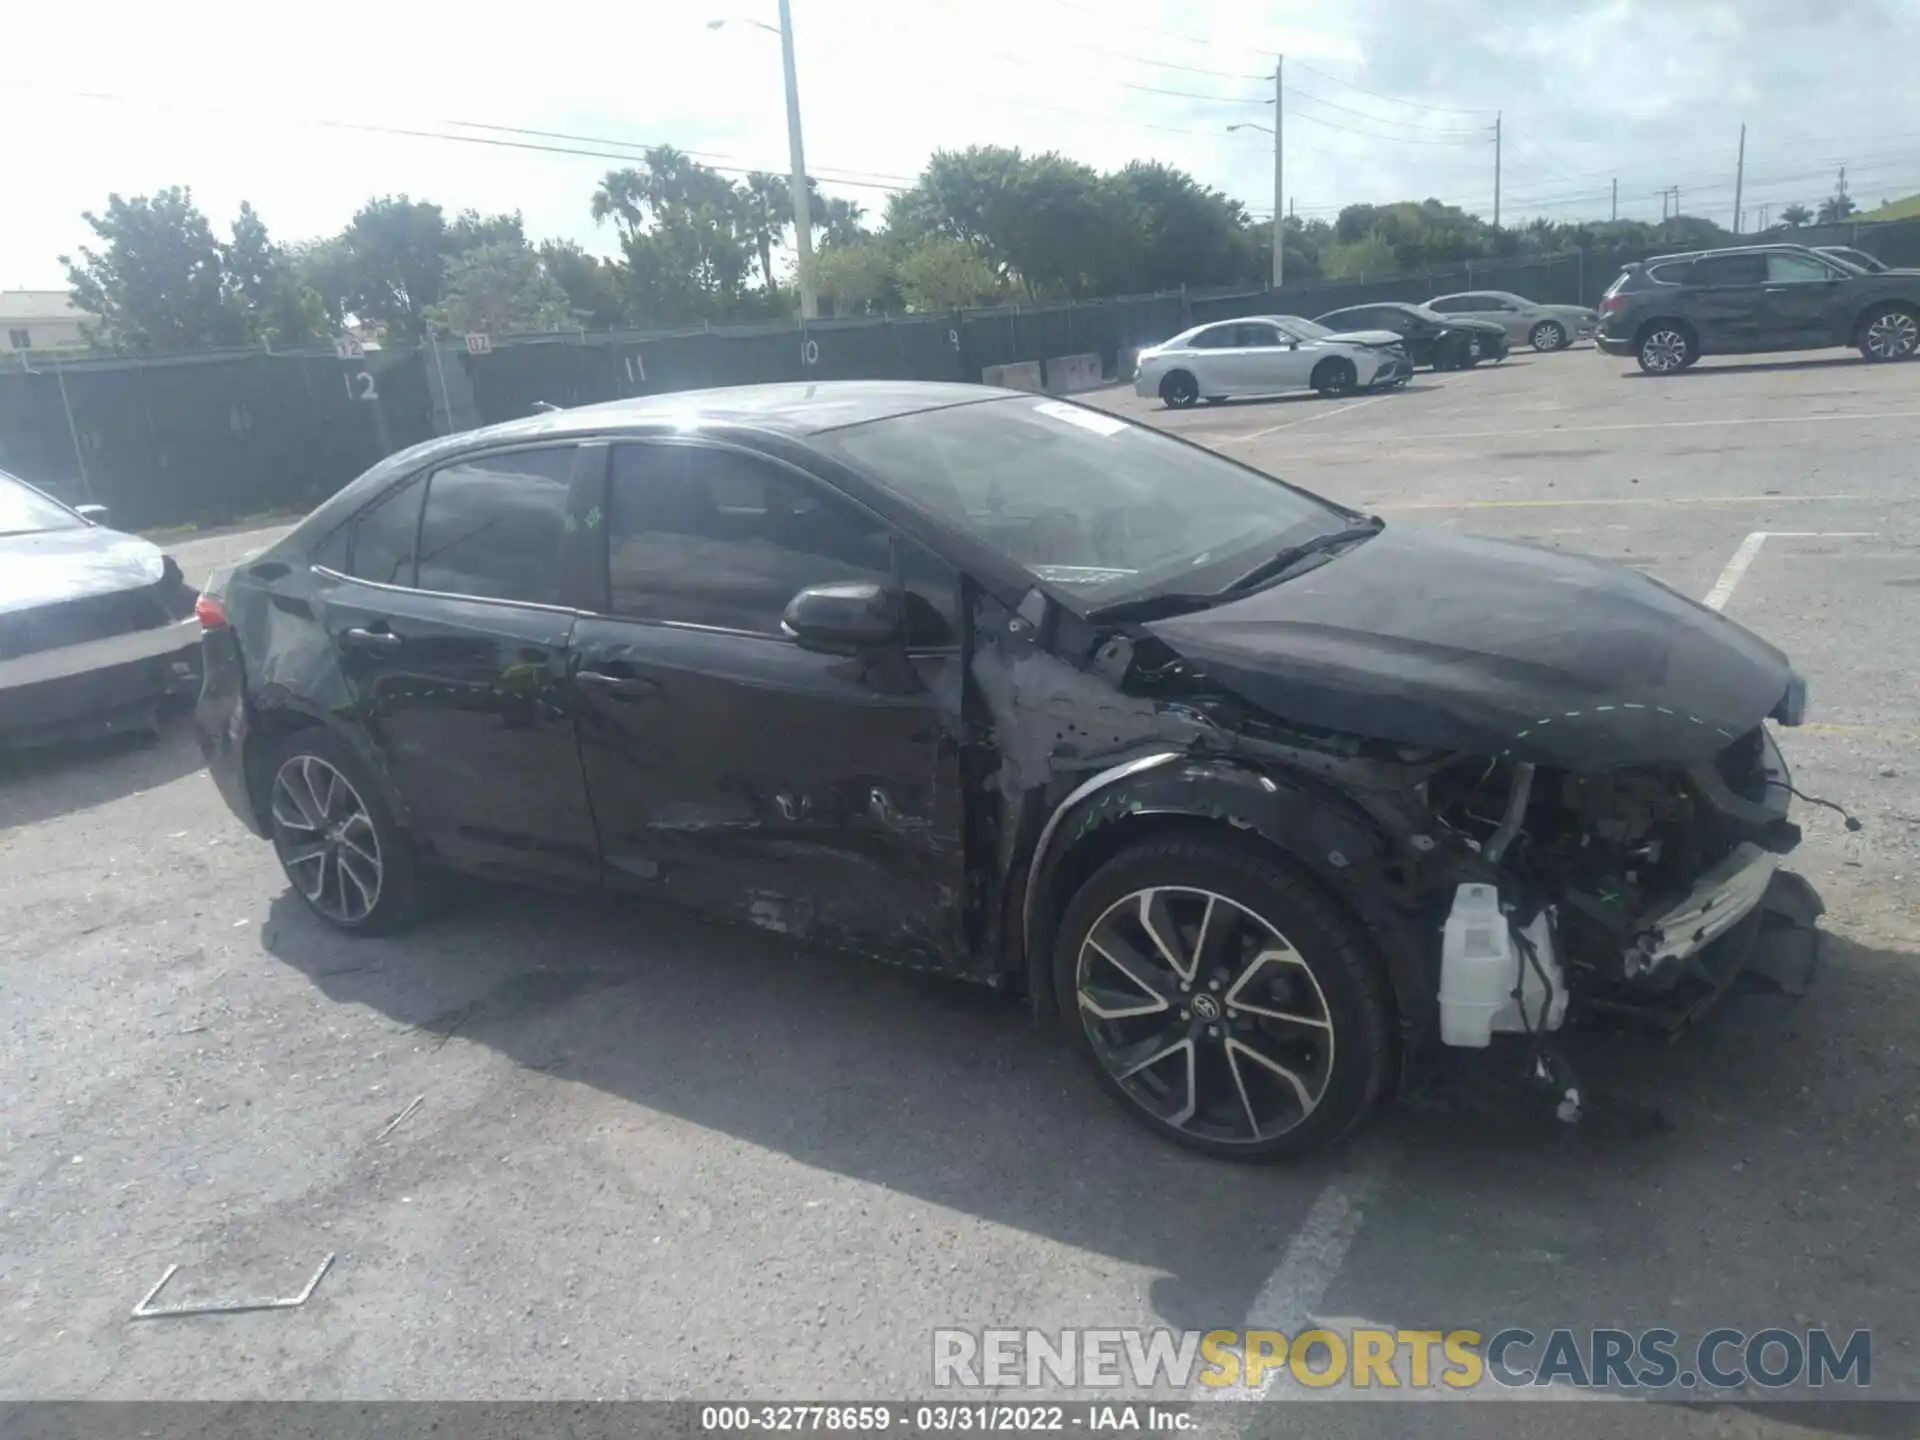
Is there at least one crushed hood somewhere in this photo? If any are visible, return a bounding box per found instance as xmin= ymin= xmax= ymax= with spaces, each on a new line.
xmin=1146 ymin=524 xmax=1796 ymax=769
xmin=0 ymin=526 xmax=168 ymax=617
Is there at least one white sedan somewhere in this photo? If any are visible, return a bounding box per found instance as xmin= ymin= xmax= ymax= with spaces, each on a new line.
xmin=1133 ymin=315 xmax=1413 ymax=409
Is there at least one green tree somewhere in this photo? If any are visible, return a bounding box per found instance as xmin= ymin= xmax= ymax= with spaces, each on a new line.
xmin=734 ymin=171 xmax=793 ymax=290
xmin=895 ymin=236 xmax=1001 ymax=310
xmin=810 ymin=241 xmax=894 ymax=315
xmin=1817 ymin=191 xmax=1858 ymax=224
xmin=817 ymin=195 xmax=869 ymax=248
xmin=1319 ymin=234 xmax=1397 ymax=280
xmin=61 ymin=187 xmax=253 ymax=352
xmin=1105 ymin=161 xmax=1250 ymax=292
xmin=225 ymin=202 xmax=326 ymax=346
xmin=427 ymin=240 xmax=579 ymax=336
xmin=539 ymin=240 xmax=628 ymax=329
xmin=326 ymin=196 xmax=452 ymax=342
xmin=1778 ymin=203 xmax=1813 ymax=229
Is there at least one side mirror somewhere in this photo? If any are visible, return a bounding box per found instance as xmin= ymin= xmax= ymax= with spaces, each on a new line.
xmin=74 ymin=503 xmax=109 ymax=524
xmin=781 ymin=581 xmax=900 ymax=654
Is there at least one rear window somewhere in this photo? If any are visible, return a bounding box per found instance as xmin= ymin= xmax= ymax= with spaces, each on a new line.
xmin=1687 ymin=253 xmax=1767 ymax=286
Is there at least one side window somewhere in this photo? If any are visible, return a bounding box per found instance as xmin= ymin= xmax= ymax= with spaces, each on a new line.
xmin=1648 ymin=262 xmax=1691 ymax=286
xmin=1688 ymin=254 xmax=1766 ymax=287
xmin=345 ymin=473 xmax=426 ymax=585
xmin=1767 ymin=252 xmax=1840 ymax=284
xmin=1478 ymin=295 xmax=1516 ymax=311
xmin=1234 ymin=323 xmax=1285 ymax=348
xmin=607 ymin=444 xmax=893 ymax=637
xmin=414 ymin=447 xmax=576 ymax=605
xmin=1189 ymin=326 xmax=1236 ymax=349
xmin=1427 ymin=297 xmax=1465 ymax=313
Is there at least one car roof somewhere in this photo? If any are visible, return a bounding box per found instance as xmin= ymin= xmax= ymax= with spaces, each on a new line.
xmin=495 ymin=380 xmax=1022 ymax=441
xmin=1646 ymin=242 xmax=1825 ymax=265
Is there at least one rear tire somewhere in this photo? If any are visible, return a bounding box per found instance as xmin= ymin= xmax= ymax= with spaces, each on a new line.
xmin=1530 ymin=319 xmax=1567 ymax=352
xmin=1636 ymin=323 xmax=1694 ymax=374
xmin=1311 ymin=357 xmax=1358 ymax=397
xmin=259 ymin=726 xmax=432 ymax=936
xmin=1053 ymin=833 xmax=1393 ymax=1161
xmin=1858 ymin=303 xmax=1919 ymax=362
xmin=1159 ymin=371 xmax=1200 ymax=408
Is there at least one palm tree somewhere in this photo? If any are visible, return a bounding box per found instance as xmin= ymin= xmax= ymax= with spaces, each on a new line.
xmin=591 ymin=147 xmax=706 ymax=244
xmin=1778 ymin=203 xmax=1812 ymax=229
xmin=734 ymin=172 xmax=791 ymax=290
xmin=819 ymin=196 xmax=869 ymax=248
xmin=1817 ymin=192 xmax=1858 ymax=225
xmin=590 ymin=169 xmax=650 ymax=243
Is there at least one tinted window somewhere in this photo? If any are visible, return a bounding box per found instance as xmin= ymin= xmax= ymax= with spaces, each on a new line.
xmin=607 ymin=444 xmax=892 ymax=636
xmin=346 ymin=473 xmax=426 ymax=585
xmin=1188 ymin=326 xmax=1236 ymax=349
xmin=1646 ymin=262 xmax=1691 ymax=286
xmin=1234 ymin=322 xmax=1285 ymax=347
xmin=414 ymin=448 xmax=576 ymax=604
xmin=1687 ymin=253 xmax=1766 ymax=286
xmin=1426 ymin=296 xmax=1467 ymax=313
xmin=1475 ymin=294 xmax=1517 ymax=311
xmin=1767 ymin=252 xmax=1840 ymax=283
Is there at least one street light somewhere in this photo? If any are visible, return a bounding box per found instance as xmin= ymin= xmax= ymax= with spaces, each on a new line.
xmin=708 ymin=5 xmax=818 ymax=320
xmin=1228 ymin=104 xmax=1283 ymax=289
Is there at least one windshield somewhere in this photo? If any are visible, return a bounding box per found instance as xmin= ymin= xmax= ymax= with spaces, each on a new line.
xmin=815 ymin=396 xmax=1350 ymax=607
xmin=1276 ymin=316 xmax=1332 ymax=340
xmin=0 ymin=470 xmax=85 ymax=536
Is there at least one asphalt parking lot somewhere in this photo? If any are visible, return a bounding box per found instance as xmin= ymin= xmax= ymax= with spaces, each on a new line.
xmin=4 ymin=347 xmax=1918 ymax=1435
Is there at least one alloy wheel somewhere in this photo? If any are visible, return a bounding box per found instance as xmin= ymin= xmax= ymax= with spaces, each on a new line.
xmin=1640 ymin=329 xmax=1689 ymax=372
xmin=269 ymin=754 xmax=384 ymax=924
xmin=1533 ymin=321 xmax=1566 ymax=352
xmin=1076 ymin=886 xmax=1334 ymax=1145
xmin=1865 ymin=310 xmax=1918 ymax=360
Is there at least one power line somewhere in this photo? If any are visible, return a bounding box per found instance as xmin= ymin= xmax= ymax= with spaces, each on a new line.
xmin=1283 ymin=106 xmax=1493 ymax=145
xmin=1284 ymin=57 xmax=1495 ymax=115
xmin=1285 ymin=84 xmax=1492 ymax=135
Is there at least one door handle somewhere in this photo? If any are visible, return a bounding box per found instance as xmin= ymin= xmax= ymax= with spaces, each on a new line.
xmin=341 ymin=625 xmax=403 ymax=651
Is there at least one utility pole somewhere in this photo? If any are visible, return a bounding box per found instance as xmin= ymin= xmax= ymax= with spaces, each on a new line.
xmin=1493 ymin=111 xmax=1502 ymax=229
xmin=1272 ymin=55 xmax=1284 ymax=288
xmin=778 ymin=0 xmax=817 ymax=320
xmin=1732 ymin=122 xmax=1746 ymax=234
xmin=1611 ymin=177 xmax=1617 ymax=222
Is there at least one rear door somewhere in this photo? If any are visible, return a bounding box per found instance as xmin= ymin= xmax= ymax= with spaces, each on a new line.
xmin=568 ymin=439 xmax=967 ymax=964
xmin=316 ymin=443 xmax=602 ymax=883
xmin=1678 ymin=252 xmax=1768 ymax=352
xmin=1759 ymin=250 xmax=1852 ymax=349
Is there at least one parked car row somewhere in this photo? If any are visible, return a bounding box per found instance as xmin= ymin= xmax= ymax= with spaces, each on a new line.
xmin=1596 ymin=241 xmax=1918 ymax=373
xmin=1134 ymin=290 xmax=1598 ymax=409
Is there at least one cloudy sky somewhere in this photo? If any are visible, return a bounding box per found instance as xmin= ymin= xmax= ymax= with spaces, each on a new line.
xmin=5 ymin=0 xmax=1916 ymax=289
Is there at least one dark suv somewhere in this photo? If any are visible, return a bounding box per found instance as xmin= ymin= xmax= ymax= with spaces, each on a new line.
xmin=1596 ymin=242 xmax=1920 ymax=372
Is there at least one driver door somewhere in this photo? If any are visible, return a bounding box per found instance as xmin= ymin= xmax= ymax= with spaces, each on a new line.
xmin=1222 ymin=320 xmax=1312 ymax=393
xmin=567 ymin=439 xmax=967 ymax=964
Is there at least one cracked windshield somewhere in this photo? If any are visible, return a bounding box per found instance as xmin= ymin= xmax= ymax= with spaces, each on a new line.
xmin=2 ymin=0 xmax=1915 ymax=1431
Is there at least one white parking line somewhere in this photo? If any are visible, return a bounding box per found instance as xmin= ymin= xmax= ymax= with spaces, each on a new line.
xmin=1253 ymin=408 xmax=1920 ymax=447
xmin=1225 ymin=394 xmax=1392 ymax=443
xmin=1703 ymin=531 xmax=1877 ymax=611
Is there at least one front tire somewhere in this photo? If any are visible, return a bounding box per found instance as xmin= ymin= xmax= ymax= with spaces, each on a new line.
xmin=1054 ymin=834 xmax=1393 ymax=1161
xmin=1159 ymin=370 xmax=1200 ymax=408
xmin=1636 ymin=324 xmax=1694 ymax=373
xmin=1530 ymin=320 xmax=1567 ymax=352
xmin=261 ymin=726 xmax=430 ymax=935
xmin=1311 ymin=357 xmax=1358 ymax=397
xmin=1859 ymin=304 xmax=1919 ymax=362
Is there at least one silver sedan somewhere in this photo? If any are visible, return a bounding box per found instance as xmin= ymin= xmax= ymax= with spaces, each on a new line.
xmin=1425 ymin=290 xmax=1598 ymax=352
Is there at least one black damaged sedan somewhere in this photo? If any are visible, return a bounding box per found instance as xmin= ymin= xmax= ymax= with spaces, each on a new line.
xmin=195 ymin=382 xmax=1824 ymax=1159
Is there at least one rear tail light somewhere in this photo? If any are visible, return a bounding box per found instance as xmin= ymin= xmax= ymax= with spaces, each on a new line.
xmin=194 ymin=594 xmax=228 ymax=630
xmin=1599 ymin=294 xmax=1626 ymax=316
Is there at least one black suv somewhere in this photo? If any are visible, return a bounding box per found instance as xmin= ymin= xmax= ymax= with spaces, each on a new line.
xmin=1596 ymin=242 xmax=1920 ymax=372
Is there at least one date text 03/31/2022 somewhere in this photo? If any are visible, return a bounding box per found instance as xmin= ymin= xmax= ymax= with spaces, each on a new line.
xmin=700 ymin=1405 xmax=1194 ymax=1432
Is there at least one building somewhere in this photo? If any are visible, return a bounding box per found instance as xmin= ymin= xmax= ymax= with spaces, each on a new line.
xmin=0 ymin=290 xmax=91 ymax=354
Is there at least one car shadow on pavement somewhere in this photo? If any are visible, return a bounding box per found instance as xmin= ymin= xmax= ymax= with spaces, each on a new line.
xmin=260 ymin=875 xmax=1920 ymax=1369
xmin=1623 ymin=354 xmax=1869 ymax=379
xmin=0 ymin=702 xmax=204 ymax=834
xmin=1198 ymin=384 xmax=1447 ymax=410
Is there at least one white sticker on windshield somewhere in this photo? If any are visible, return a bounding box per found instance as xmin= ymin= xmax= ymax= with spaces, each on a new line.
xmin=1032 ymin=400 xmax=1128 ymax=437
